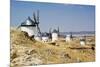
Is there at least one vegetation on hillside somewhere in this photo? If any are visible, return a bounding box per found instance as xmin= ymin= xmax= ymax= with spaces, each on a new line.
xmin=10 ymin=29 xmax=95 ymax=67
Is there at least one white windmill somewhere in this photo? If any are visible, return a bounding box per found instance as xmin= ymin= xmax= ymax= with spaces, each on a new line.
xmin=18 ymin=10 xmax=41 ymax=38
xmin=52 ymin=29 xmax=59 ymax=42
xmin=66 ymin=32 xmax=73 ymax=42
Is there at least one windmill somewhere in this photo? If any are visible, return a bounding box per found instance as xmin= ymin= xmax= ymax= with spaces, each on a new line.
xmin=33 ymin=10 xmax=41 ymax=34
xmin=16 ymin=10 xmax=41 ymax=37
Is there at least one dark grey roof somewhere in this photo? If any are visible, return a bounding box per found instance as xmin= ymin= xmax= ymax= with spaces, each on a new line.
xmin=52 ymin=29 xmax=58 ymax=33
xmin=42 ymin=32 xmax=49 ymax=37
xmin=21 ymin=17 xmax=36 ymax=26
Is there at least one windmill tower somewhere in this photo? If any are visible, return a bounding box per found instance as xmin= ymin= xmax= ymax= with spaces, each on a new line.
xmin=52 ymin=29 xmax=58 ymax=42
xmin=66 ymin=32 xmax=73 ymax=42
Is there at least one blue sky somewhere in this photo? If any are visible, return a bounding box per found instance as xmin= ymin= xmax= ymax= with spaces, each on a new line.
xmin=11 ymin=0 xmax=95 ymax=32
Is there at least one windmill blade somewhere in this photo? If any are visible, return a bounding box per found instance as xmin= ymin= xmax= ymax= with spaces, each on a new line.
xmin=37 ymin=25 xmax=41 ymax=34
xmin=33 ymin=12 xmax=37 ymax=23
xmin=17 ymin=25 xmax=21 ymax=29
xmin=36 ymin=10 xmax=41 ymax=34
xmin=37 ymin=10 xmax=39 ymax=24
xmin=49 ymin=28 xmax=51 ymax=33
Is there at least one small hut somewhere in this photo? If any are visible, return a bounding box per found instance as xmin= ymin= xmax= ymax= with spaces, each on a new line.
xmin=42 ymin=32 xmax=49 ymax=42
xmin=80 ymin=36 xmax=86 ymax=46
xmin=66 ymin=34 xmax=71 ymax=42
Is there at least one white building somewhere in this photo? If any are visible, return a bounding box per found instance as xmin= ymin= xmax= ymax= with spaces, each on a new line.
xmin=20 ymin=17 xmax=38 ymax=37
xmin=42 ymin=33 xmax=49 ymax=42
xmin=66 ymin=34 xmax=71 ymax=42
xmin=52 ymin=29 xmax=58 ymax=42
xmin=80 ymin=37 xmax=86 ymax=46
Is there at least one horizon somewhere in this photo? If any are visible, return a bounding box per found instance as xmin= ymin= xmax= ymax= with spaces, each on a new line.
xmin=11 ymin=0 xmax=95 ymax=32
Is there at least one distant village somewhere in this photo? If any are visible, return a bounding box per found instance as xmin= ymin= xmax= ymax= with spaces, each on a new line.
xmin=17 ymin=11 xmax=90 ymax=46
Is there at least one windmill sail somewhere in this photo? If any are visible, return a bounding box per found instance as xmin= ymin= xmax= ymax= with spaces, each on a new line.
xmin=17 ymin=25 xmax=21 ymax=29
xmin=33 ymin=13 xmax=37 ymax=23
xmin=36 ymin=10 xmax=41 ymax=34
xmin=33 ymin=11 xmax=41 ymax=34
xmin=37 ymin=10 xmax=39 ymax=24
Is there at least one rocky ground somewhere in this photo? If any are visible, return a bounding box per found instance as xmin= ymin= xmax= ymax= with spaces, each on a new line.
xmin=10 ymin=29 xmax=95 ymax=67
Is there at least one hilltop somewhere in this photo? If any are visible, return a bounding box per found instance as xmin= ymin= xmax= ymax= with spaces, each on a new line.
xmin=10 ymin=29 xmax=95 ymax=67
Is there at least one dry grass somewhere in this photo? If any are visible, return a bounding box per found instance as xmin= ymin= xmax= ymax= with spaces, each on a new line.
xmin=10 ymin=29 xmax=95 ymax=66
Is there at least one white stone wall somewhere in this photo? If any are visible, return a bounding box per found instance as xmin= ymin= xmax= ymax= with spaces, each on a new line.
xmin=21 ymin=26 xmax=37 ymax=37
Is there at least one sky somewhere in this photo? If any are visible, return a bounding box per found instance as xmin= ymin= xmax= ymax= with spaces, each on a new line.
xmin=11 ymin=0 xmax=95 ymax=32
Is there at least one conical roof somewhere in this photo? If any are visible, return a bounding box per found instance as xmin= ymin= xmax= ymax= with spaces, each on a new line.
xmin=21 ymin=17 xmax=36 ymax=26
xmin=52 ymin=29 xmax=58 ymax=33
